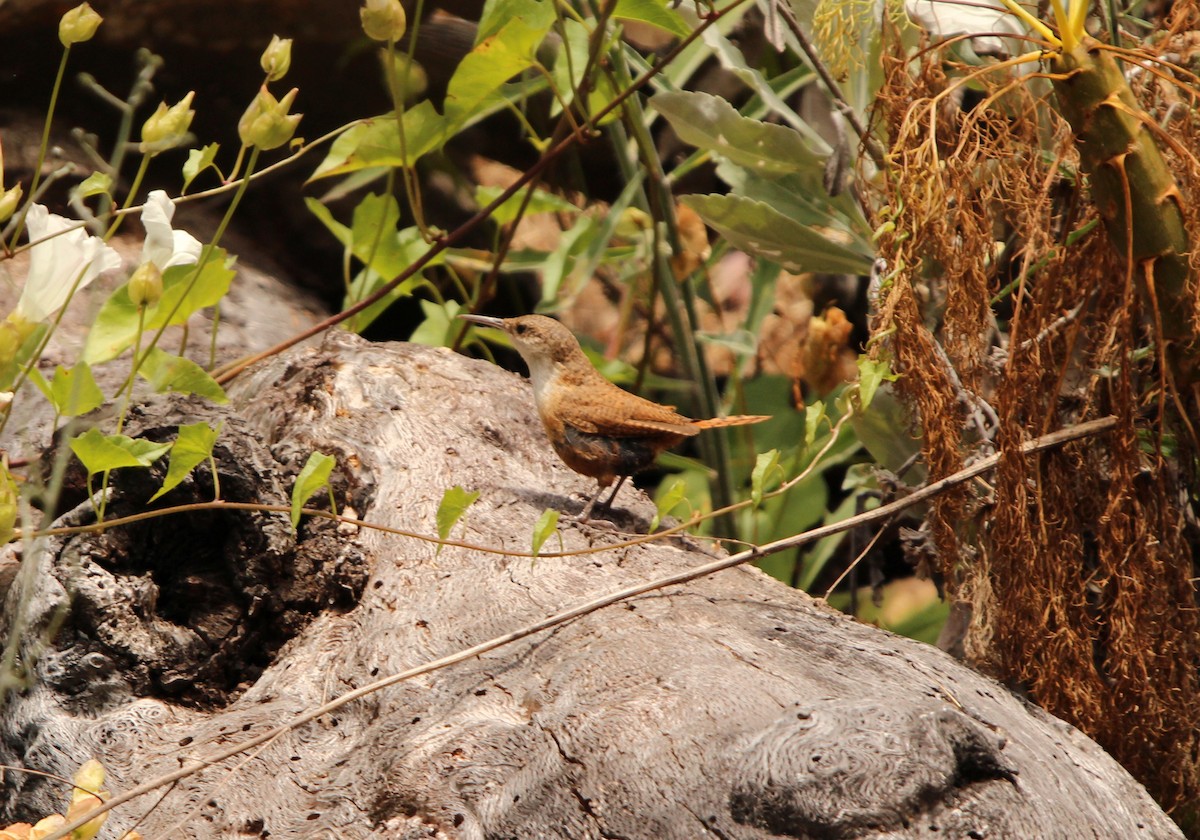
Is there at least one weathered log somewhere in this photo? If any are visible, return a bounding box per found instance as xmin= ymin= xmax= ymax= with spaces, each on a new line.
xmin=0 ymin=331 xmax=1184 ymax=838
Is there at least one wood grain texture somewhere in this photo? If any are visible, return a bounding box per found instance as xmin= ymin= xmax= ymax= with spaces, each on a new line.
xmin=0 ymin=332 xmax=1184 ymax=839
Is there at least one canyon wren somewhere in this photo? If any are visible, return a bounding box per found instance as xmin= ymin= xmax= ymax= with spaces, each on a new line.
xmin=460 ymin=313 xmax=769 ymax=521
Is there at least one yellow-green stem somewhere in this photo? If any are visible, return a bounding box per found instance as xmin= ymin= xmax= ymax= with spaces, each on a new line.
xmin=115 ymin=305 xmax=148 ymax=435
xmin=12 ymin=48 xmax=71 ymax=245
xmin=104 ymin=154 xmax=153 ymax=240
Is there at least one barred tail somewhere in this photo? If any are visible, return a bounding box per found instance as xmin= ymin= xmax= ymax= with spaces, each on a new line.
xmin=693 ymin=414 xmax=770 ymax=430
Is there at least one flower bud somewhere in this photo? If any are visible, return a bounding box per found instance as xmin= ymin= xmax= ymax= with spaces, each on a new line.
xmin=0 ymin=320 xmax=21 ymax=370
xmin=361 ymin=0 xmax=407 ymax=42
xmin=614 ymin=207 xmax=652 ymax=239
xmin=0 ymin=184 xmax=22 ymax=224
xmin=66 ymin=793 xmax=107 ymax=840
xmin=0 ymin=469 xmax=14 ymax=548
xmin=128 ymin=262 xmax=163 ymax=307
xmin=3 ymin=312 xmax=36 ymax=346
xmin=30 ymin=814 xmax=67 ymax=839
xmin=59 ymin=2 xmax=102 ymax=46
xmin=140 ymin=91 xmax=196 ymax=153
xmin=383 ymin=52 xmax=427 ymax=102
xmin=65 ymin=759 xmax=110 ymax=840
xmin=72 ymin=758 xmax=107 ymax=800
xmin=260 ymin=35 xmax=293 ymax=82
xmin=238 ymin=87 xmax=302 ymax=150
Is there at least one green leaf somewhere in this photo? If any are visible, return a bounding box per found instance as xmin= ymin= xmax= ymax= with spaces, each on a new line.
xmin=539 ymin=213 xmax=599 ymax=305
xmin=856 ymin=356 xmax=897 ymax=411
xmin=83 ymin=287 xmax=141 ymax=364
xmin=444 ymin=0 xmax=555 ymax=131
xmin=540 ymin=174 xmax=643 ymax=306
xmin=344 ymin=226 xmax=442 ymax=333
xmin=350 ymin=192 xmax=407 ymax=278
xmin=804 ymin=401 xmax=827 ymax=450
xmin=311 ymin=193 xmax=447 ymax=333
xmin=84 ymin=248 xmax=235 ymax=363
xmin=849 ymin=385 xmax=923 ymax=478
xmin=74 ymin=172 xmax=113 ymax=200
xmin=612 ymin=0 xmax=690 ymax=36
xmin=310 ymin=104 xmax=446 ymax=179
xmin=436 ymin=485 xmax=480 ymax=552
xmin=474 ymin=184 xmax=577 ymax=227
xmin=478 ymin=0 xmax=551 ymax=41
xmin=682 ymin=193 xmax=873 ymax=275
xmin=750 ymin=449 xmax=782 ymax=508
xmin=654 ymin=91 xmax=822 ymax=174
xmin=150 ymin=421 xmax=221 ymax=501
xmin=650 ymin=476 xmax=689 ymax=531
xmin=138 ymin=347 xmax=228 ymax=403
xmin=548 ymin=18 xmax=621 ymax=125
xmin=694 ymin=329 xmax=757 ymax=357
xmin=409 ymin=299 xmax=463 ymax=347
xmin=69 ymin=428 xmax=172 ymax=474
xmin=700 ymin=25 xmax=824 ymax=144
xmin=32 ymin=362 xmax=104 ymax=418
xmin=151 ymin=250 xmax=237 ymax=328
xmin=305 ymin=197 xmax=351 ymax=248
xmin=182 ymin=143 xmax=220 ymax=193
xmin=715 ymin=161 xmax=873 ymax=242
xmin=291 ymin=451 xmax=336 ymax=528
xmin=531 ymin=508 xmax=559 ymax=557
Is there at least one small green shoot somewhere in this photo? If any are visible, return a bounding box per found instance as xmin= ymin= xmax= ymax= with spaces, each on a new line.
xmin=74 ymin=171 xmax=113 ymax=200
xmin=855 ymin=356 xmax=898 ymax=412
xmin=291 ymin=451 xmax=336 ymax=529
xmin=650 ymin=476 xmax=690 ymax=531
xmin=69 ymin=428 xmax=174 ymax=520
xmin=69 ymin=428 xmax=173 ymax=473
xmin=750 ymin=449 xmax=783 ymax=509
xmin=531 ymin=508 xmax=560 ymax=558
xmin=139 ymin=348 xmax=228 ymax=402
xmin=436 ymin=485 xmax=480 ymax=554
xmin=150 ymin=421 xmax=222 ymax=502
xmin=804 ymin=401 xmax=827 ymax=450
xmin=30 ymin=362 xmax=104 ymax=418
xmin=182 ymin=143 xmax=221 ymax=193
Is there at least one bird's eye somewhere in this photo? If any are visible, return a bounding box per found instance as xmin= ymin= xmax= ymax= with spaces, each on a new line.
xmin=515 ymin=323 xmax=528 ymax=335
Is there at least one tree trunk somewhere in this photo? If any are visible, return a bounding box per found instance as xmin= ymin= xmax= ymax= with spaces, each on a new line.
xmin=0 ymin=331 xmax=1184 ymax=839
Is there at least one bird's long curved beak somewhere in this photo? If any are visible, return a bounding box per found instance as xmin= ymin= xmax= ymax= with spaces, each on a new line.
xmin=458 ymin=313 xmax=506 ymax=330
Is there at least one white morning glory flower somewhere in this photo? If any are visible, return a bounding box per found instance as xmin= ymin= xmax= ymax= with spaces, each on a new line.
xmin=141 ymin=190 xmax=202 ymax=271
xmin=18 ymin=204 xmax=121 ymax=323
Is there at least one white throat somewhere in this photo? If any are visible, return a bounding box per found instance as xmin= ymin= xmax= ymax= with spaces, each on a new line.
xmin=517 ymin=349 xmax=561 ymax=411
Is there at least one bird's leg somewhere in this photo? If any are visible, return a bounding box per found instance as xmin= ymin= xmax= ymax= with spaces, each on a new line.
xmin=595 ymin=475 xmax=629 ymax=515
xmin=576 ymin=476 xmax=629 ymax=522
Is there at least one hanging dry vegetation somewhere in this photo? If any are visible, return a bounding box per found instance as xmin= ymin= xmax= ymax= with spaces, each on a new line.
xmin=867 ymin=3 xmax=1200 ymax=819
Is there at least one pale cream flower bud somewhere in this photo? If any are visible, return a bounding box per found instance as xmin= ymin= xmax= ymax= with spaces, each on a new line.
xmin=140 ymin=91 xmax=196 ymax=153
xmin=361 ymin=0 xmax=407 ymax=42
xmin=383 ymin=52 xmax=427 ymax=102
xmin=59 ymin=2 xmax=102 ymax=46
xmin=0 ymin=184 xmax=22 ymax=224
xmin=72 ymin=758 xmax=107 ymax=797
xmin=0 ymin=465 xmax=16 ymax=546
xmin=0 ymin=319 xmax=23 ymax=368
xmin=30 ymin=814 xmax=67 ymax=839
xmin=615 ymin=207 xmax=652 ymax=238
xmin=67 ymin=758 xmax=110 ymax=840
xmin=128 ymin=262 xmax=163 ymax=307
xmin=238 ymin=87 xmax=302 ymax=150
xmin=260 ymin=35 xmax=293 ymax=82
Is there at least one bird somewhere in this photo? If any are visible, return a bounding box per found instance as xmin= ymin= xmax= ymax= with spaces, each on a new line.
xmin=459 ymin=313 xmax=769 ymax=521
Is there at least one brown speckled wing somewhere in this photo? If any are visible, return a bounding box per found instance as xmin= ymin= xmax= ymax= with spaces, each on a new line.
xmin=554 ymin=380 xmax=698 ymax=438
